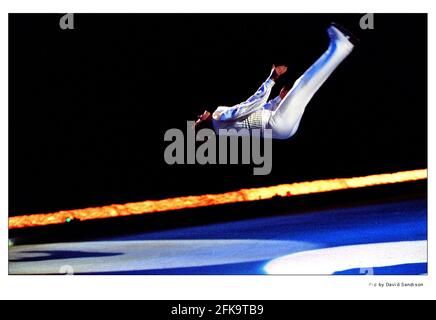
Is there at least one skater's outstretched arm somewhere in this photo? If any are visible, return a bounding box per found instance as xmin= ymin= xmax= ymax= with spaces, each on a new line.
xmin=213 ymin=65 xmax=287 ymax=121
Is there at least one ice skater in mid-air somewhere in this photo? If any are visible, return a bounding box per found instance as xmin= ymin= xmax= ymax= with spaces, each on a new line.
xmin=194 ymin=23 xmax=357 ymax=139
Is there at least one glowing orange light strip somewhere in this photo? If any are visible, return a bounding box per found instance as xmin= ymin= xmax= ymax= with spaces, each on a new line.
xmin=9 ymin=169 xmax=427 ymax=229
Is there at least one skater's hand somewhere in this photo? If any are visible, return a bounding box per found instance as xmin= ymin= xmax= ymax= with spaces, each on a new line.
xmin=279 ymin=86 xmax=290 ymax=99
xmin=194 ymin=110 xmax=212 ymax=128
xmin=271 ymin=64 xmax=288 ymax=81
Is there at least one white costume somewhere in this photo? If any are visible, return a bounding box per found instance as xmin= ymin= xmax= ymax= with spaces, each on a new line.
xmin=212 ymin=25 xmax=354 ymax=139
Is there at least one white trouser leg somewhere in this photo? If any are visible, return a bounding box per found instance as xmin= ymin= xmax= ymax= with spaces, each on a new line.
xmin=267 ymin=26 xmax=354 ymax=140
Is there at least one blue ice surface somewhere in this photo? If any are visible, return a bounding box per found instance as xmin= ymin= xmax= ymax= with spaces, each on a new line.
xmin=82 ymin=198 xmax=427 ymax=275
xmin=83 ymin=260 xmax=272 ymax=275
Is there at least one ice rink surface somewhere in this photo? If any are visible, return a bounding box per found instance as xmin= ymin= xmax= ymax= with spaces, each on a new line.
xmin=9 ymin=197 xmax=427 ymax=275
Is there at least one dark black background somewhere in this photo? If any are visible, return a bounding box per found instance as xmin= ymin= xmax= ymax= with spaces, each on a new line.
xmin=9 ymin=14 xmax=427 ymax=216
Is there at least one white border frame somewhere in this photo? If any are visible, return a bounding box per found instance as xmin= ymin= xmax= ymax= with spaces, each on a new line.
xmin=1 ymin=0 xmax=434 ymax=300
